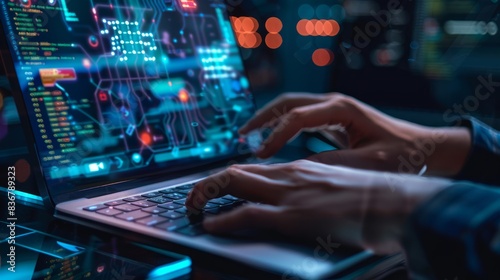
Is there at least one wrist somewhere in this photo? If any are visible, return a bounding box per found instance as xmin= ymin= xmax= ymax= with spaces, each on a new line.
xmin=362 ymin=174 xmax=451 ymax=254
xmin=419 ymin=127 xmax=471 ymax=177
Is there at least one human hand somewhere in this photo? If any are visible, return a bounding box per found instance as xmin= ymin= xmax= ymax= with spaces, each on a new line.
xmin=240 ymin=93 xmax=471 ymax=177
xmin=186 ymin=160 xmax=451 ymax=254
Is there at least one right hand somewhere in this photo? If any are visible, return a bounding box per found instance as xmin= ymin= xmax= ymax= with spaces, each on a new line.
xmin=240 ymin=93 xmax=471 ymax=176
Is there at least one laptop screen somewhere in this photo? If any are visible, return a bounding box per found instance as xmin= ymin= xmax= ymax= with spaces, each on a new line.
xmin=0 ymin=0 xmax=257 ymax=195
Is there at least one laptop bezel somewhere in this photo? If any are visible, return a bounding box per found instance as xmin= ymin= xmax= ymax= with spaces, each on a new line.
xmin=0 ymin=2 xmax=258 ymax=208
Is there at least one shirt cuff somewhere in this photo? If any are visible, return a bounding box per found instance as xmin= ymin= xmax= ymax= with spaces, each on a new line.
xmin=454 ymin=117 xmax=500 ymax=185
xmin=401 ymin=183 xmax=500 ymax=279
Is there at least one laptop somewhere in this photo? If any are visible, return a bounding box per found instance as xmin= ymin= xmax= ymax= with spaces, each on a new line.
xmin=0 ymin=0 xmax=384 ymax=278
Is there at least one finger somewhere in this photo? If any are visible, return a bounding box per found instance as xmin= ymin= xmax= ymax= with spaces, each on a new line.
xmin=306 ymin=148 xmax=401 ymax=172
xmin=186 ymin=165 xmax=280 ymax=209
xmin=239 ymin=93 xmax=327 ymax=135
xmin=256 ymin=101 xmax=351 ymax=158
xmin=203 ymin=204 xmax=280 ymax=234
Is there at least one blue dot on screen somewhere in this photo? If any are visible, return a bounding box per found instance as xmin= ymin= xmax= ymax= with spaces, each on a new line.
xmin=298 ymin=4 xmax=314 ymax=19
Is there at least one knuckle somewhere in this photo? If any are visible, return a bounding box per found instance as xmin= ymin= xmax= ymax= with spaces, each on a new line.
xmin=286 ymin=160 xmax=307 ymax=171
xmin=287 ymin=108 xmax=306 ymax=120
xmin=226 ymin=165 xmax=243 ymax=177
xmin=328 ymin=92 xmax=353 ymax=106
xmin=279 ymin=92 xmax=296 ymax=101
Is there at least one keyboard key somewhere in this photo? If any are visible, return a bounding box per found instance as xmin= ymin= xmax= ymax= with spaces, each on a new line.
xmin=208 ymin=198 xmax=233 ymax=206
xmin=159 ymin=188 xmax=176 ymax=194
xmin=148 ymin=196 xmax=172 ymax=204
xmin=163 ymin=193 xmax=186 ymax=200
xmin=115 ymin=210 xmax=151 ymax=221
xmin=174 ymin=207 xmax=189 ymax=214
xmin=154 ymin=218 xmax=191 ymax=231
xmin=175 ymin=224 xmax=206 ymax=236
xmin=136 ymin=215 xmax=168 ymax=226
xmin=157 ymin=202 xmax=182 ymax=210
xmin=176 ymin=184 xmax=194 ymax=190
xmin=105 ymin=200 xmax=127 ymax=206
xmin=173 ymin=189 xmax=191 ymax=195
xmin=160 ymin=211 xmax=184 ymax=220
xmin=132 ymin=200 xmax=158 ymax=208
xmin=204 ymin=203 xmax=219 ymax=209
xmin=123 ymin=196 xmax=145 ymax=202
xmin=222 ymin=195 xmax=240 ymax=201
xmin=172 ymin=198 xmax=187 ymax=205
xmin=123 ymin=195 xmax=146 ymax=202
xmin=83 ymin=204 xmax=107 ymax=212
xmin=141 ymin=192 xmax=162 ymax=198
xmin=114 ymin=204 xmax=141 ymax=212
xmin=96 ymin=208 xmax=123 ymax=216
xmin=142 ymin=206 xmax=168 ymax=214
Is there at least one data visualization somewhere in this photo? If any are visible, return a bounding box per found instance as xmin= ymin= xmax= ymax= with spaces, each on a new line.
xmin=0 ymin=0 xmax=256 ymax=188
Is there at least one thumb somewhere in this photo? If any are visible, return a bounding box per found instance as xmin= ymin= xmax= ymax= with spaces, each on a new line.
xmin=203 ymin=204 xmax=279 ymax=234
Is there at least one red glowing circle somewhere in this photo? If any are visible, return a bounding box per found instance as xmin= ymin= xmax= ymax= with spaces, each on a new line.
xmin=178 ymin=89 xmax=190 ymax=103
xmin=140 ymin=132 xmax=152 ymax=146
xmin=312 ymin=48 xmax=334 ymax=67
xmin=266 ymin=17 xmax=283 ymax=33
xmin=265 ymin=33 xmax=283 ymax=49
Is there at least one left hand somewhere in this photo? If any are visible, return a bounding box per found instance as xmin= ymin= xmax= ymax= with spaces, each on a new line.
xmin=186 ymin=160 xmax=451 ymax=254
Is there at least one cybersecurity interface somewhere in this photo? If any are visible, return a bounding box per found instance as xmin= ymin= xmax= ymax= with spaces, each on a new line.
xmin=0 ymin=0 xmax=256 ymax=188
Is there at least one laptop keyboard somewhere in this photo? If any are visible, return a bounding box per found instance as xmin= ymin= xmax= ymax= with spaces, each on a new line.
xmin=82 ymin=183 xmax=245 ymax=236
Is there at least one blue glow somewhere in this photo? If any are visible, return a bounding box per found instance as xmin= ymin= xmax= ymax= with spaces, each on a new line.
xmin=0 ymin=188 xmax=43 ymax=203
xmin=239 ymin=77 xmax=249 ymax=89
xmin=56 ymin=241 xmax=84 ymax=252
xmin=298 ymin=4 xmax=314 ymax=19
xmin=147 ymin=259 xmax=191 ymax=279
xmin=132 ymin=153 xmax=142 ymax=163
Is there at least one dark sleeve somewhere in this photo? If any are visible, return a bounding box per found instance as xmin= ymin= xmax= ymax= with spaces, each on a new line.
xmin=454 ymin=117 xmax=500 ymax=185
xmin=402 ymin=183 xmax=500 ymax=279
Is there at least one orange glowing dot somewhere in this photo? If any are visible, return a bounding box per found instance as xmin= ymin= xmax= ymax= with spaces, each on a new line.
xmin=265 ymin=33 xmax=282 ymax=49
xmin=232 ymin=17 xmax=242 ymax=32
xmin=305 ymin=20 xmax=316 ymax=35
xmin=315 ymin=20 xmax=324 ymax=35
xmin=297 ymin=19 xmax=308 ymax=36
xmin=266 ymin=17 xmax=283 ymax=33
xmin=312 ymin=48 xmax=334 ymax=67
xmin=179 ymin=89 xmax=189 ymax=103
xmin=246 ymin=33 xmax=257 ymax=48
xmin=329 ymin=20 xmax=340 ymax=36
xmin=237 ymin=33 xmax=246 ymax=47
xmin=323 ymin=20 xmax=333 ymax=36
xmin=241 ymin=17 xmax=257 ymax=33
xmin=140 ymin=132 xmax=152 ymax=146
xmin=250 ymin=17 xmax=259 ymax=32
